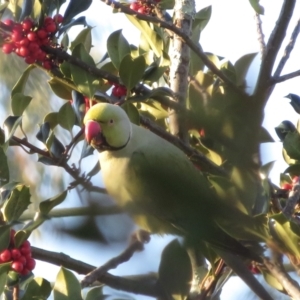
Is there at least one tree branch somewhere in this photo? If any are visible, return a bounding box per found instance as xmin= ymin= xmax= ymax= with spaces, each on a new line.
xmin=263 ymin=257 xmax=300 ymax=299
xmin=255 ymin=13 xmax=266 ymax=58
xmin=273 ymin=17 xmax=300 ymax=78
xmin=31 ymin=245 xmax=162 ymax=297
xmin=168 ymin=0 xmax=194 ymax=144
xmin=271 ymin=69 xmax=300 ymax=84
xmin=253 ymin=0 xmax=296 ymax=101
xmin=10 ymin=135 xmax=106 ymax=194
xmin=82 ymin=236 xmax=145 ymax=287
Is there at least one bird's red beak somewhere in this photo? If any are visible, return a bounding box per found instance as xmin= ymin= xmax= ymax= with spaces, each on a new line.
xmin=85 ymin=120 xmax=102 ymax=145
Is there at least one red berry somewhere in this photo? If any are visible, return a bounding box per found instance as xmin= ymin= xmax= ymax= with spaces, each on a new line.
xmin=13 ymin=23 xmax=23 ymax=32
xmin=45 ymin=22 xmax=57 ymax=33
xmin=17 ymin=255 xmax=27 ymax=266
xmin=20 ymin=268 xmax=30 ymax=276
xmin=42 ymin=60 xmax=52 ymax=70
xmin=11 ymin=248 xmax=21 ymax=260
xmin=43 ymin=16 xmax=53 ymax=25
xmin=40 ymin=38 xmax=50 ymax=45
xmin=22 ymin=18 xmax=34 ymax=31
xmin=15 ymin=48 xmax=22 ymax=56
xmin=19 ymin=46 xmax=30 ymax=57
xmin=3 ymin=19 xmax=14 ymax=27
xmin=11 ymin=30 xmax=23 ymax=42
xmin=36 ymin=50 xmax=47 ymax=61
xmin=19 ymin=38 xmax=29 ymax=47
xmin=36 ymin=29 xmax=48 ymax=39
xmin=282 ymin=183 xmax=293 ymax=190
xmin=27 ymin=32 xmax=37 ymax=42
xmin=292 ymin=176 xmax=299 ymax=184
xmin=20 ymin=241 xmax=31 ymax=255
xmin=11 ymin=261 xmax=23 ymax=273
xmin=137 ymin=6 xmax=147 ymax=14
xmin=24 ymin=56 xmax=36 ymax=64
xmin=28 ymin=42 xmax=40 ymax=52
xmin=25 ymin=258 xmax=36 ymax=271
xmin=0 ymin=249 xmax=11 ymax=262
xmin=130 ymin=2 xmax=141 ymax=11
xmin=53 ymin=14 xmax=63 ymax=24
xmin=2 ymin=43 xmax=14 ymax=54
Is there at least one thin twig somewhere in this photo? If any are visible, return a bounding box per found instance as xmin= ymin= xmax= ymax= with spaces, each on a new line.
xmin=273 ymin=17 xmax=300 ymax=78
xmin=271 ymin=69 xmax=300 ymax=84
xmin=255 ymin=13 xmax=266 ymax=58
xmin=253 ymin=0 xmax=296 ymax=100
xmin=81 ymin=237 xmax=145 ymax=287
xmin=10 ymin=135 xmax=106 ymax=193
xmin=263 ymin=257 xmax=300 ymax=299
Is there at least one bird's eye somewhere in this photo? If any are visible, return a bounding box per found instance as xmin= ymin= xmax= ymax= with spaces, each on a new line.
xmin=109 ymin=119 xmax=114 ymax=124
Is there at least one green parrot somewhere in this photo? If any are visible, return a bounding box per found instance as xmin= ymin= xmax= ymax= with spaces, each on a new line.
xmin=83 ymin=103 xmax=272 ymax=300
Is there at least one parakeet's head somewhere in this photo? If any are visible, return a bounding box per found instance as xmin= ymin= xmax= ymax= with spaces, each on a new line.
xmin=83 ymin=103 xmax=131 ymax=151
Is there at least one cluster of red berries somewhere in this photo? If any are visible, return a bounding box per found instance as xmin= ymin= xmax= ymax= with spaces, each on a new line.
xmin=1 ymin=14 xmax=63 ymax=69
xmin=129 ymin=0 xmax=161 ymax=15
xmin=281 ymin=176 xmax=299 ymax=191
xmin=111 ymin=83 xmax=127 ymax=98
xmin=0 ymin=229 xmax=36 ymax=275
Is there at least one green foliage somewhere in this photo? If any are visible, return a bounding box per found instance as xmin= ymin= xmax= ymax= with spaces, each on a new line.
xmin=158 ymin=239 xmax=192 ymax=300
xmin=2 ymin=185 xmax=31 ymax=223
xmin=53 ymin=267 xmax=82 ymax=300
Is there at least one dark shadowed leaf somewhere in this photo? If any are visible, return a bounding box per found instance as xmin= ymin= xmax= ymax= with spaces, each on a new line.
xmin=48 ymin=134 xmax=65 ymax=158
xmin=0 ymin=147 xmax=9 ymax=187
xmin=85 ymin=287 xmax=105 ymax=300
xmin=22 ymin=277 xmax=52 ymax=300
xmin=19 ymin=0 xmax=33 ymax=21
xmin=36 ymin=122 xmax=51 ymax=144
xmin=283 ymin=131 xmax=300 ymax=161
xmin=48 ymin=78 xmax=73 ymax=100
xmin=44 ymin=112 xmax=59 ymax=129
xmin=234 ymin=53 xmax=257 ymax=88
xmin=260 ymin=161 xmax=275 ymax=177
xmin=58 ymin=102 xmax=76 ymax=131
xmin=11 ymin=65 xmax=35 ymax=97
xmin=3 ymin=116 xmax=22 ymax=151
xmin=59 ymin=16 xmax=87 ymax=35
xmin=3 ymin=185 xmax=31 ymax=223
xmin=63 ymin=0 xmax=92 ymax=24
xmin=0 ymin=271 xmax=8 ymax=296
xmin=275 ymin=120 xmax=296 ymax=141
xmin=80 ymin=140 xmax=95 ymax=159
xmin=53 ymin=267 xmax=82 ymax=300
xmin=40 ymin=190 xmax=68 ymax=215
xmin=285 ymin=93 xmax=300 ymax=114
xmin=70 ymin=27 xmax=93 ymax=52
xmin=107 ymin=30 xmax=131 ymax=70
xmin=72 ymin=90 xmax=86 ymax=124
xmin=11 ymin=93 xmax=32 ymax=116
xmin=158 ymin=239 xmax=192 ymax=300
xmin=193 ymin=5 xmax=212 ymax=30
xmin=70 ymin=44 xmax=97 ymax=98
xmin=159 ymin=0 xmax=175 ymax=10
xmin=0 ymin=225 xmax=10 ymax=252
xmin=60 ymin=62 xmax=72 ymax=79
xmin=121 ymin=102 xmax=140 ymax=125
xmin=119 ymin=55 xmax=146 ymax=90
